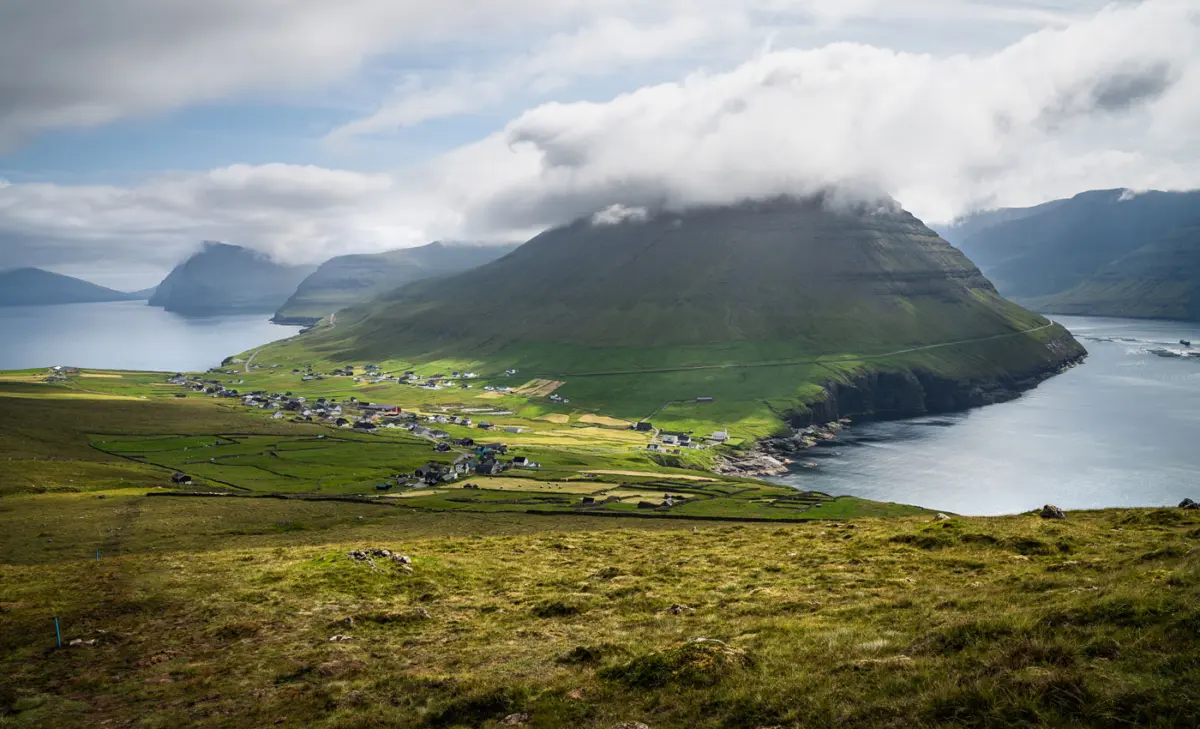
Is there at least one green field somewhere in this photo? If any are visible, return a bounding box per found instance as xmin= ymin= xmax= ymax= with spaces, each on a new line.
xmin=3 ymin=370 xmax=1199 ymax=727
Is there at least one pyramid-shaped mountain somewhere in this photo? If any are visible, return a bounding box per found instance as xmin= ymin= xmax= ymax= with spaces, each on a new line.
xmin=150 ymin=242 xmax=317 ymax=316
xmin=300 ymin=196 xmax=1084 ymax=422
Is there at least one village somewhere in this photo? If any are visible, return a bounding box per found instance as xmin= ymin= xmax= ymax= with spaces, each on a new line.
xmin=158 ymin=357 xmax=845 ymax=490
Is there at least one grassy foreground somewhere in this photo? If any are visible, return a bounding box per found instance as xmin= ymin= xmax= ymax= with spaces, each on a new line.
xmin=3 ymin=370 xmax=1198 ymax=728
xmin=2 ymin=492 xmax=1199 ymax=728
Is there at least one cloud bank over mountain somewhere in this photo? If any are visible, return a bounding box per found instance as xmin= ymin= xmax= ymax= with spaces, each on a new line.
xmin=0 ymin=0 xmax=1197 ymax=282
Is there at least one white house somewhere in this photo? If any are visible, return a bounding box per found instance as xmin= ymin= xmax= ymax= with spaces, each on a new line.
xmin=710 ymin=430 xmax=730 ymax=443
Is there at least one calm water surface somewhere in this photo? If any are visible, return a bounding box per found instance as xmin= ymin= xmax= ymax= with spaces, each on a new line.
xmin=774 ymin=315 xmax=1200 ymax=515
xmin=0 ymin=301 xmax=300 ymax=372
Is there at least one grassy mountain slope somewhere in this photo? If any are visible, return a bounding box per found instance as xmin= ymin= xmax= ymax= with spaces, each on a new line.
xmin=1030 ymin=227 xmax=1200 ymax=320
xmin=949 ymin=189 xmax=1200 ymax=300
xmin=0 ymin=267 xmax=134 ymax=307
xmin=4 ymin=487 xmax=1199 ymax=728
xmin=149 ymin=242 xmax=317 ymax=316
xmin=270 ymin=197 xmax=1082 ymax=431
xmin=272 ymin=241 xmax=519 ymax=325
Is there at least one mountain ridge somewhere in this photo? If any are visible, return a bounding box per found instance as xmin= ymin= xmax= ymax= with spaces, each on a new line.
xmin=0 ymin=267 xmax=138 ymax=307
xmin=942 ymin=189 xmax=1200 ymax=320
xmin=272 ymin=241 xmax=520 ymax=326
xmin=149 ymin=242 xmax=317 ymax=317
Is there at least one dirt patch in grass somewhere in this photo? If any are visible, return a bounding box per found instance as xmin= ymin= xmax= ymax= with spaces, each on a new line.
xmin=578 ymin=413 xmax=633 ymax=428
xmin=513 ymin=379 xmax=564 ymax=397
xmin=536 ymin=413 xmax=570 ymax=424
xmin=587 ymin=469 xmax=714 ymax=482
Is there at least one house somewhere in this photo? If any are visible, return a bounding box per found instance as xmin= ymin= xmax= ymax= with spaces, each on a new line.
xmin=678 ymin=434 xmax=692 ymax=446
xmin=504 ymin=426 xmax=524 ymax=434
xmin=454 ymin=437 xmax=475 ymax=447
xmin=511 ymin=456 xmax=528 ymax=466
xmin=434 ymin=442 xmax=452 ymax=453
xmin=635 ymin=421 xmax=654 ymax=432
xmin=475 ymin=458 xmax=504 ymax=476
xmin=353 ymin=420 xmax=377 ymax=431
xmin=460 ymin=417 xmax=473 ymax=427
xmin=335 ymin=418 xmax=351 ymax=428
xmin=171 ymin=472 xmax=193 ymax=485
xmin=662 ymin=434 xmax=679 ymax=446
xmin=478 ymin=421 xmax=494 ymax=430
xmin=375 ymin=482 xmax=392 ymax=491
xmin=430 ymin=430 xmax=450 ymax=439
xmin=272 ymin=411 xmax=286 ymax=420
xmin=647 ymin=443 xmax=661 ymax=452
xmin=709 ymin=429 xmax=730 ymax=443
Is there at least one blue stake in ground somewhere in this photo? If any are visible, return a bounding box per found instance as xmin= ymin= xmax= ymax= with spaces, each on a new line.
xmin=54 ymin=617 xmax=61 ymax=648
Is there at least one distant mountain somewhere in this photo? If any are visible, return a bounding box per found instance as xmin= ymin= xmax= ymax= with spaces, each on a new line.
xmin=272 ymin=241 xmax=519 ymax=325
xmin=0 ymin=268 xmax=135 ymax=307
xmin=942 ymin=190 xmax=1200 ymax=317
xmin=1029 ymin=227 xmax=1200 ymax=321
xmin=294 ymin=196 xmax=1083 ymax=424
xmin=126 ymin=286 xmax=157 ymax=300
xmin=149 ymin=242 xmax=317 ymax=317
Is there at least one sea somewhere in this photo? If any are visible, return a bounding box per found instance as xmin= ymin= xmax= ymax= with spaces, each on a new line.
xmin=772 ymin=315 xmax=1200 ymax=515
xmin=0 ymin=300 xmax=300 ymax=372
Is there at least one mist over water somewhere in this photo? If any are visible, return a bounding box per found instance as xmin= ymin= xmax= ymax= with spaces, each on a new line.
xmin=773 ymin=316 xmax=1200 ymax=516
xmin=0 ymin=300 xmax=300 ymax=372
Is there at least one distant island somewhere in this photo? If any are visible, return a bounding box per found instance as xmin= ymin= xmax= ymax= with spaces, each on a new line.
xmin=0 ymin=267 xmax=142 ymax=307
xmin=148 ymin=242 xmax=317 ymax=317
xmin=941 ymin=189 xmax=1200 ymax=321
xmin=272 ymin=241 xmax=519 ymax=326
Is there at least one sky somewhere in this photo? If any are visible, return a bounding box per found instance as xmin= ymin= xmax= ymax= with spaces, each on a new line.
xmin=1 ymin=0 xmax=1199 ymax=288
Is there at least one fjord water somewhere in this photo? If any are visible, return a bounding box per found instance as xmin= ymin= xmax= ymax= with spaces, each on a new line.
xmin=0 ymin=300 xmax=299 ymax=371
xmin=775 ymin=315 xmax=1200 ymax=515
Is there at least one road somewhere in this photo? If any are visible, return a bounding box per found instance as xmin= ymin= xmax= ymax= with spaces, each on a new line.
xmin=244 ymin=349 xmax=259 ymax=374
xmin=549 ymin=322 xmax=1059 ymax=379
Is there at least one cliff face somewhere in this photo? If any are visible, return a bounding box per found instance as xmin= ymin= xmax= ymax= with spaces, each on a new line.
xmin=791 ymin=345 xmax=1085 ymax=428
xmin=150 ymin=242 xmax=316 ymax=317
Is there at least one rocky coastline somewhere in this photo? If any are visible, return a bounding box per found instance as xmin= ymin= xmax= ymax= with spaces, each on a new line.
xmin=717 ymin=350 xmax=1087 ymax=476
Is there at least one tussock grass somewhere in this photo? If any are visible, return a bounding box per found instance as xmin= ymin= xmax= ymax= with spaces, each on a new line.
xmin=2 ymin=502 xmax=1199 ymax=728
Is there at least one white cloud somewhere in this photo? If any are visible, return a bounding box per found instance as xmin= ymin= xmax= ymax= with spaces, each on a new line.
xmin=444 ymin=0 xmax=1200 ymax=227
xmin=0 ymin=164 xmax=433 ymax=272
xmin=1 ymin=0 xmax=1198 ymax=281
xmin=591 ymin=205 xmax=650 ymax=226
xmin=1 ymin=0 xmax=1113 ymax=148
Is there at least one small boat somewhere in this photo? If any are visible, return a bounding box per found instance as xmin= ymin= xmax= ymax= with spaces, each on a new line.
xmin=1182 ymin=339 xmax=1193 ymax=347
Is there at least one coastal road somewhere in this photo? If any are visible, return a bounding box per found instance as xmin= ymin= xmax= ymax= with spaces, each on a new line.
xmin=547 ymin=321 xmax=1060 ymax=379
xmin=244 ymin=349 xmax=259 ymax=373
